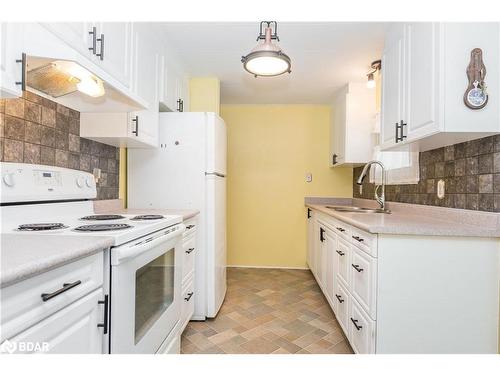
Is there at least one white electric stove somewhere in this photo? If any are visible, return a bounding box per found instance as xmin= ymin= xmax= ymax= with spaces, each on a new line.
xmin=1 ymin=162 xmax=184 ymax=354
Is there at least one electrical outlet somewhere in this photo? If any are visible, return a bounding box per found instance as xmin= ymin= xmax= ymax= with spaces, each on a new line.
xmin=306 ymin=173 xmax=312 ymax=183
xmin=437 ymin=179 xmax=445 ymax=199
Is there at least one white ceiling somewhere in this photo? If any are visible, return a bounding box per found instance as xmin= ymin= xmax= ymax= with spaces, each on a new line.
xmin=160 ymin=22 xmax=390 ymax=104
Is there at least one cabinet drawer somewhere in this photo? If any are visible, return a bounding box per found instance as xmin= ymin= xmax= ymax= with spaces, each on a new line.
xmin=182 ymin=234 xmax=196 ymax=282
xmin=349 ymin=297 xmax=376 ymax=354
xmin=6 ymin=288 xmax=104 ymax=354
xmin=334 ymin=277 xmax=350 ymax=333
xmin=350 ymin=227 xmax=377 ymax=257
xmin=350 ymin=246 xmax=377 ymax=319
xmin=180 ymin=275 xmax=195 ymax=331
xmin=332 ymin=220 xmax=351 ymax=242
xmin=336 ymin=237 xmax=351 ymax=286
xmin=183 ymin=218 xmax=197 ymax=238
xmin=1 ymin=253 xmax=104 ymax=340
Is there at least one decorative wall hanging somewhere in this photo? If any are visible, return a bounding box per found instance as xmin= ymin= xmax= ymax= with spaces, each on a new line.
xmin=463 ymin=48 xmax=488 ymax=110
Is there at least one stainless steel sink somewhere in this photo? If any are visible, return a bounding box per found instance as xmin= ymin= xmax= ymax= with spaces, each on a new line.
xmin=325 ymin=205 xmax=391 ymax=214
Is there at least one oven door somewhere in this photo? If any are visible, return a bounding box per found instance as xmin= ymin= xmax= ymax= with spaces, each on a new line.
xmin=110 ymin=224 xmax=184 ymax=353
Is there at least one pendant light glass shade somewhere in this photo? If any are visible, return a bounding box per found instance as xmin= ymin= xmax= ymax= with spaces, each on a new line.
xmin=241 ymin=21 xmax=291 ymax=77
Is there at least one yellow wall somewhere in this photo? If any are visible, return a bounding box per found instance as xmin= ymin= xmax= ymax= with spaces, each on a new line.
xmin=189 ymin=77 xmax=220 ymax=114
xmin=221 ymin=105 xmax=353 ymax=268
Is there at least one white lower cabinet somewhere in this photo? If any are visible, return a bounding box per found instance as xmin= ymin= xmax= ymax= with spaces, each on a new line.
xmin=349 ymin=297 xmax=376 ymax=354
xmin=307 ymin=208 xmax=499 ymax=354
xmin=350 ymin=246 xmax=377 ymax=319
xmin=334 ymin=277 xmax=349 ymax=333
xmin=8 ymin=289 xmax=104 ymax=354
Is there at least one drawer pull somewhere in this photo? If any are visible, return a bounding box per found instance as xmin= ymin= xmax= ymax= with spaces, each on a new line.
xmin=352 ymin=236 xmax=364 ymax=242
xmin=350 ymin=318 xmax=363 ymax=331
xmin=336 ymin=227 xmax=345 ymax=233
xmin=335 ymin=294 xmax=344 ymax=303
xmin=184 ymin=292 xmax=194 ymax=301
xmin=352 ymin=264 xmax=364 ymax=272
xmin=336 ymin=250 xmax=345 ymax=256
xmin=186 ymin=225 xmax=195 ymax=230
xmin=41 ymin=280 xmax=82 ymax=302
xmin=185 ymin=247 xmax=195 ymax=254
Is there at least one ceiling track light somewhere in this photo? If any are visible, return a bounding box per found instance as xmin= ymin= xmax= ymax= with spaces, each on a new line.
xmin=241 ymin=21 xmax=292 ymax=78
xmin=366 ymin=59 xmax=381 ymax=89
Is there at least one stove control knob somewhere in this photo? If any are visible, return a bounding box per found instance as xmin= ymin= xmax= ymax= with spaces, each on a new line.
xmin=86 ymin=176 xmax=95 ymax=188
xmin=76 ymin=176 xmax=85 ymax=188
xmin=3 ymin=172 xmax=16 ymax=187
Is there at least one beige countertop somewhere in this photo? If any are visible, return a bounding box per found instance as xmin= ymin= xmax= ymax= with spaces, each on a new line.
xmin=93 ymin=199 xmax=199 ymax=221
xmin=1 ymin=234 xmax=113 ymax=288
xmin=306 ymin=197 xmax=500 ymax=238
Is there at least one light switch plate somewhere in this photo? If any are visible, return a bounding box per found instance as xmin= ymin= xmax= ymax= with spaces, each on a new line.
xmin=306 ymin=173 xmax=312 ymax=183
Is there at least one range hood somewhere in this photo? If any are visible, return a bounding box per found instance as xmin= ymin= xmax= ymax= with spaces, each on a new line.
xmin=24 ymin=55 xmax=147 ymax=113
xmin=27 ymin=59 xmax=105 ymax=98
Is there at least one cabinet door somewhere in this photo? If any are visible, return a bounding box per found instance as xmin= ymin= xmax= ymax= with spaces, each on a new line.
xmin=349 ymin=297 xmax=376 ymax=354
xmin=334 ymin=277 xmax=350 ymax=333
xmin=8 ymin=289 xmax=104 ymax=354
xmin=130 ymin=27 xmax=159 ymax=145
xmin=350 ymin=246 xmax=377 ymax=319
xmin=306 ymin=210 xmax=315 ymax=270
xmin=380 ymin=24 xmax=405 ymax=148
xmin=41 ymin=22 xmax=94 ymax=57
xmin=405 ymin=23 xmax=441 ymax=140
xmin=324 ymin=228 xmax=336 ymax=310
xmin=94 ymin=22 xmax=133 ymax=88
xmin=0 ymin=23 xmax=24 ymax=98
xmin=330 ymin=87 xmax=346 ymax=166
xmin=336 ymin=237 xmax=351 ymax=286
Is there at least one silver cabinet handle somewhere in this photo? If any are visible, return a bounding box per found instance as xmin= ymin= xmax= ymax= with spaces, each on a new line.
xmin=96 ymin=33 xmax=104 ymax=60
xmin=352 ymin=235 xmax=364 ymax=242
xmin=89 ymin=27 xmax=97 ymax=54
xmin=41 ymin=280 xmax=81 ymax=302
xmin=132 ymin=116 xmax=139 ymax=136
xmin=351 ymin=318 xmax=362 ymax=331
xmin=15 ymin=53 xmax=26 ymax=91
xmin=352 ymin=264 xmax=364 ymax=272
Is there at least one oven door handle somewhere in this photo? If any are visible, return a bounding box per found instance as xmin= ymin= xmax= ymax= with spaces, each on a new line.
xmin=111 ymin=224 xmax=185 ymax=265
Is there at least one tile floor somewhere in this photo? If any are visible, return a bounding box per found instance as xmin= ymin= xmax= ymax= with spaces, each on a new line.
xmin=181 ymin=267 xmax=354 ymax=354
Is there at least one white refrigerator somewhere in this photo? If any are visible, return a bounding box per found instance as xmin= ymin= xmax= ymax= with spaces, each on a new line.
xmin=127 ymin=112 xmax=227 ymax=319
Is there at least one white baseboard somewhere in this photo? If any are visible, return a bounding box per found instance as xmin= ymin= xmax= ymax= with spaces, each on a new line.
xmin=227 ymin=265 xmax=309 ymax=270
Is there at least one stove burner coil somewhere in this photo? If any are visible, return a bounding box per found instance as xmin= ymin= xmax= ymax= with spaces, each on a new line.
xmin=80 ymin=215 xmax=126 ymax=221
xmin=18 ymin=223 xmax=67 ymax=231
xmin=74 ymin=224 xmax=132 ymax=232
xmin=131 ymin=215 xmax=165 ymax=220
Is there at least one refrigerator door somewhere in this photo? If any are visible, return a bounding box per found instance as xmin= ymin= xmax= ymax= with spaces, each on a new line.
xmin=205 ymin=174 xmax=227 ymax=317
xmin=206 ymin=113 xmax=227 ymax=176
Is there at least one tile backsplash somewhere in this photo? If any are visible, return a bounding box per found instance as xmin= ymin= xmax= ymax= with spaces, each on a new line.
xmin=0 ymin=91 xmax=119 ymax=200
xmin=353 ymin=135 xmax=500 ymax=212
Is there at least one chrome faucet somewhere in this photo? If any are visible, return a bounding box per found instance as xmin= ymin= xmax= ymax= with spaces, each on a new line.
xmin=356 ymin=161 xmax=386 ymax=210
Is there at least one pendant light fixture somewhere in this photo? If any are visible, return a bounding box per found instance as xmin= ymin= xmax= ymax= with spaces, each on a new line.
xmin=366 ymin=60 xmax=381 ymax=89
xmin=241 ymin=21 xmax=291 ymax=77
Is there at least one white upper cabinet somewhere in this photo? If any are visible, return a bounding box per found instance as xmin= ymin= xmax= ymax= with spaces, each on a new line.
xmin=93 ymin=22 xmax=133 ymax=88
xmin=380 ymin=23 xmax=405 ymax=149
xmin=330 ymin=83 xmax=376 ymax=167
xmin=0 ymin=23 xmax=24 ymax=97
xmin=159 ymin=46 xmax=189 ymax=112
xmin=381 ymin=22 xmax=500 ymax=152
xmin=41 ymin=22 xmax=95 ymax=57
